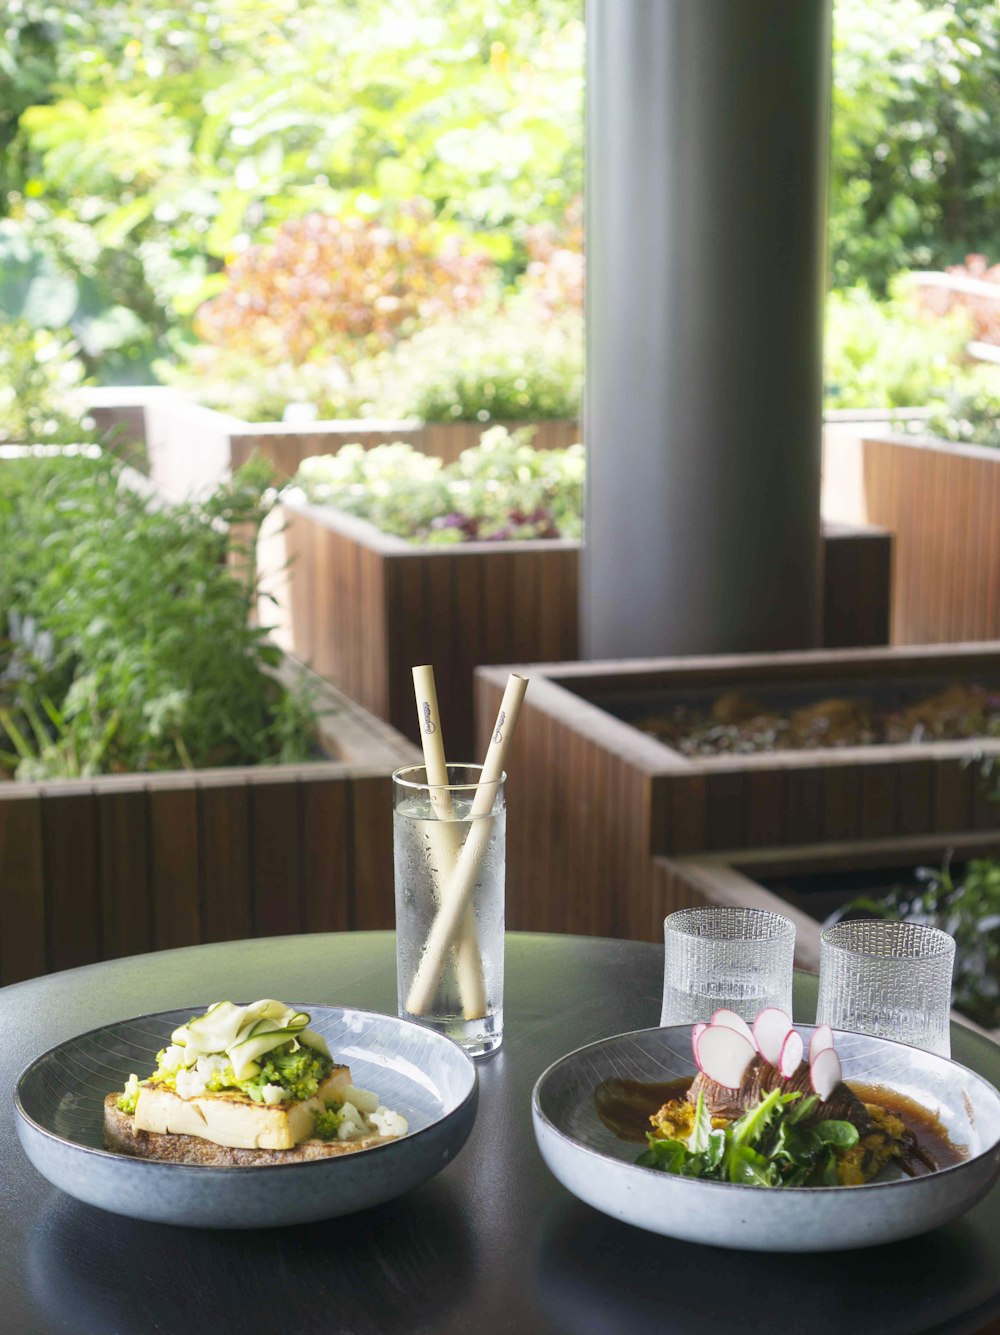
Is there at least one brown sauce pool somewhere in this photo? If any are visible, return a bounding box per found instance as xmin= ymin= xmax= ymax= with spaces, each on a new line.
xmin=594 ymin=1077 xmax=967 ymax=1174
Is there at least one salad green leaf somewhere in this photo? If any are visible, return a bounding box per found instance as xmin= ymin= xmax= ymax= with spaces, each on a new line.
xmin=638 ymin=1087 xmax=861 ymax=1189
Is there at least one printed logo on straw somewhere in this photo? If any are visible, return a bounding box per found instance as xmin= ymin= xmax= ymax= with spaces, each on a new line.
xmin=494 ymin=710 xmax=506 ymax=744
xmin=422 ymin=701 xmax=436 ymax=734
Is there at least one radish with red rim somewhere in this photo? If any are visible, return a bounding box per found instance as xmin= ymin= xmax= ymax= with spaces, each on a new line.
xmin=710 ymin=1009 xmax=757 ymax=1048
xmin=810 ymin=1046 xmax=842 ymax=1101
xmin=778 ymin=1029 xmax=804 ymax=1079
xmin=695 ymin=1025 xmax=756 ymax=1090
xmin=752 ymin=1008 xmax=793 ymax=1067
xmin=809 ymin=1024 xmax=835 ymax=1062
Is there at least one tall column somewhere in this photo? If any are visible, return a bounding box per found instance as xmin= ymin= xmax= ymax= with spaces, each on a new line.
xmin=583 ymin=0 xmax=831 ymax=656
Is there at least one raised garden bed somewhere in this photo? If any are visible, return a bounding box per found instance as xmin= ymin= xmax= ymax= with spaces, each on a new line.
xmin=474 ymin=644 xmax=1000 ymax=945
xmin=824 ymin=429 xmax=1000 ymax=644
xmin=0 ymin=662 xmax=419 ymax=988
xmin=259 ymin=493 xmax=579 ymax=757
xmin=654 ymin=830 xmax=1000 ymax=1040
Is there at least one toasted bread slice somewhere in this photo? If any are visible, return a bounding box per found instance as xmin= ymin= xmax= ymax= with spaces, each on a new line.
xmin=103 ymin=1095 xmax=393 ymax=1166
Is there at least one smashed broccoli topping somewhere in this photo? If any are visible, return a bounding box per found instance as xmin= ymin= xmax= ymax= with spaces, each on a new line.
xmin=312 ymin=1102 xmax=344 ymax=1139
xmin=150 ymin=1040 xmax=333 ymax=1104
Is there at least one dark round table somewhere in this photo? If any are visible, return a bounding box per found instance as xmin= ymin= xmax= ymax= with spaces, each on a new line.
xmin=2 ymin=932 xmax=999 ymax=1335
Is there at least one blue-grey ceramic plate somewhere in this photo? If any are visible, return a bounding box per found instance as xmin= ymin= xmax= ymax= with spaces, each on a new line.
xmin=15 ymin=1005 xmax=477 ymax=1229
xmin=532 ymin=1024 xmax=1000 ymax=1252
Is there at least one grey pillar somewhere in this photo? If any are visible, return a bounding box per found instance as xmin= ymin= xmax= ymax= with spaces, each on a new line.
xmin=583 ymin=0 xmax=831 ymax=656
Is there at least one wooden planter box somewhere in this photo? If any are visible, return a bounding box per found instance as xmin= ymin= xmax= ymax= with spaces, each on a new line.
xmin=654 ymin=830 xmax=1000 ymax=1039
xmin=824 ymin=429 xmax=1000 ymax=645
xmin=474 ymin=644 xmax=1000 ymax=945
xmin=259 ymin=495 xmax=580 ymax=757
xmin=0 ymin=667 xmax=420 ymax=987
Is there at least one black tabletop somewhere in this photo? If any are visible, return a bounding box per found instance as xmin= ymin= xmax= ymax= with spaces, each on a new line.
xmin=1 ymin=932 xmax=999 ymax=1335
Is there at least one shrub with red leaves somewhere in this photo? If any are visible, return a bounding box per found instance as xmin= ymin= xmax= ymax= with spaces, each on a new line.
xmin=195 ymin=208 xmax=496 ymax=365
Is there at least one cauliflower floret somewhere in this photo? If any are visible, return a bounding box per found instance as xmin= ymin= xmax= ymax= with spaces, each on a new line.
xmin=174 ymin=1065 xmax=209 ymax=1099
xmin=158 ymin=1045 xmax=188 ymax=1071
xmin=336 ymin=1101 xmax=367 ymax=1140
xmin=369 ymin=1106 xmax=409 ymax=1138
xmin=260 ymin=1084 xmax=287 ymax=1106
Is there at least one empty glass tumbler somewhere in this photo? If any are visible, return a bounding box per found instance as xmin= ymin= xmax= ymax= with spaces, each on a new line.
xmin=393 ymin=764 xmax=505 ymax=1057
xmin=659 ymin=906 xmax=796 ymax=1027
xmin=817 ymin=920 xmax=956 ymax=1057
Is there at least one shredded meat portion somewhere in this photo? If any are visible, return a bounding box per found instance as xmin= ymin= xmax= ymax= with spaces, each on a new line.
xmin=687 ymin=1055 xmax=873 ymax=1135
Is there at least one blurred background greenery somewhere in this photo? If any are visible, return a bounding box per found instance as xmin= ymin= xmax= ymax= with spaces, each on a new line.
xmin=3 ymin=0 xmax=1000 ymax=428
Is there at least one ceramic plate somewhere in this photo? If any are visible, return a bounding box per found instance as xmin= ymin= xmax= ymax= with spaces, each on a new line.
xmin=532 ymin=1024 xmax=1000 ymax=1252
xmin=15 ymin=1005 xmax=477 ymax=1229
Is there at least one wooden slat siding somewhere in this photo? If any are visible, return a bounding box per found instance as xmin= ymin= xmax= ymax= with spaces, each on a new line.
xmin=783 ymin=764 xmax=826 ymax=846
xmin=301 ymin=778 xmax=352 ymax=933
xmin=349 ymin=774 xmax=395 ymax=930
xmin=248 ymin=773 xmax=304 ymax=938
xmin=98 ymin=781 xmax=153 ymax=961
xmin=0 ymin=789 xmax=47 ymax=984
xmin=668 ymin=773 xmax=709 ymax=855
xmin=148 ymin=781 xmax=201 ymax=951
xmin=820 ymin=761 xmax=863 ymax=840
xmin=42 ymin=785 xmax=100 ymax=973
xmin=197 ymin=776 xmax=252 ymax=944
xmin=859 ymin=762 xmax=898 ymax=840
xmin=743 ymin=766 xmax=786 ymax=847
xmin=861 ymin=434 xmax=1000 ymax=644
xmin=932 ymin=755 xmax=976 ymax=833
xmin=973 ymin=772 xmax=1000 ymax=832
xmin=895 ymin=758 xmax=935 ymax=837
xmin=703 ymin=770 xmax=747 ymax=851
xmin=820 ymin=524 xmax=892 ymax=648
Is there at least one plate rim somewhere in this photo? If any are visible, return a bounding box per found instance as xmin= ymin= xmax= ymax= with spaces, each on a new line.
xmin=531 ymin=1021 xmax=1000 ymax=1197
xmin=15 ymin=1001 xmax=478 ymax=1175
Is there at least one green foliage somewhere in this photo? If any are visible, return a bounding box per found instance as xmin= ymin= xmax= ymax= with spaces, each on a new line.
xmin=824 ymin=283 xmax=972 ymax=410
xmin=1 ymin=0 xmax=583 ymax=383
xmin=162 ymin=291 xmax=583 ymax=424
xmin=844 ymin=859 xmax=1000 ymax=1030
xmin=0 ymin=316 xmax=89 ymax=443
xmin=293 ymin=426 xmax=584 ymax=542
xmin=381 ymin=300 xmax=582 ymax=423
xmin=832 ymin=0 xmax=1000 ymax=289
xmin=0 ymin=450 xmax=317 ymax=779
xmin=922 ymin=381 xmax=1000 ymax=449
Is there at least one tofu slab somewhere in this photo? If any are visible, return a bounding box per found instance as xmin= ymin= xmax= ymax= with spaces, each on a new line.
xmin=133 ymin=1065 xmax=352 ymax=1150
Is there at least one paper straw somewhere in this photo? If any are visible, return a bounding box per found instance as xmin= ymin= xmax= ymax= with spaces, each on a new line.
xmin=406 ymin=673 xmax=528 ymax=1017
xmin=410 ymin=664 xmax=487 ymax=1020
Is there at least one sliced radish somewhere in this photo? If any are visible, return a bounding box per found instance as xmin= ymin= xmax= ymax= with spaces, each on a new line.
xmin=695 ymin=1025 xmax=756 ymax=1090
xmin=710 ymin=1009 xmax=757 ymax=1048
xmin=810 ymin=1046 xmax=842 ymax=1101
xmin=778 ymin=1028 xmax=804 ymax=1078
xmin=809 ymin=1023 xmax=835 ymax=1062
xmin=752 ymin=1007 xmax=794 ymax=1067
xmin=692 ymin=1022 xmax=708 ymax=1068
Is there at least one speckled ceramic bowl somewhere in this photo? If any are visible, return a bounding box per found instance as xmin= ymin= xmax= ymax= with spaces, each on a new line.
xmin=532 ymin=1025 xmax=1000 ymax=1252
xmin=15 ymin=1005 xmax=477 ymax=1229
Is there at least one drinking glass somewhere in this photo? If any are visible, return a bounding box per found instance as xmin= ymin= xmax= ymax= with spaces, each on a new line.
xmin=817 ymin=920 xmax=956 ymax=1057
xmin=659 ymin=906 xmax=795 ymax=1026
xmin=393 ymin=764 xmax=505 ymax=1057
